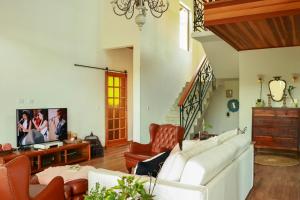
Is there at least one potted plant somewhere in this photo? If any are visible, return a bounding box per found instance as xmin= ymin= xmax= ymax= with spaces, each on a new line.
xmin=85 ymin=176 xmax=156 ymax=200
xmin=202 ymin=119 xmax=212 ymax=135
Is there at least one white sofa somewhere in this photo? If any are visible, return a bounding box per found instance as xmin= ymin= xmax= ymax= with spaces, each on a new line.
xmin=88 ymin=131 xmax=254 ymax=200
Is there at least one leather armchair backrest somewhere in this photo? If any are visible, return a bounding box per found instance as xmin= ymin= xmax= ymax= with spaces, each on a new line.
xmin=0 ymin=156 xmax=31 ymax=200
xmin=151 ymin=124 xmax=184 ymax=154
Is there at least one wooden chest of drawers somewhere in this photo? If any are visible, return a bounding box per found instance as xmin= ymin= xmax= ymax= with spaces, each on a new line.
xmin=252 ymin=107 xmax=300 ymax=152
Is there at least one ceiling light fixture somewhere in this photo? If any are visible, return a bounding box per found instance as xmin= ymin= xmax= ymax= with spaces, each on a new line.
xmin=111 ymin=0 xmax=169 ymax=30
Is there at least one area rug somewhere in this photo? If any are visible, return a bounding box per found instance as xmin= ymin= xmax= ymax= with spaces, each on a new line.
xmin=255 ymin=154 xmax=299 ymax=167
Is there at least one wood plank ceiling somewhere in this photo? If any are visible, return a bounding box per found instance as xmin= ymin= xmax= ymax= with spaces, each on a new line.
xmin=204 ymin=0 xmax=300 ymax=51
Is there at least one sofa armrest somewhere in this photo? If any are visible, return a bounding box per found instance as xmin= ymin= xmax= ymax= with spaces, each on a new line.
xmin=33 ymin=176 xmax=65 ymax=200
xmin=128 ymin=142 xmax=152 ymax=154
xmin=65 ymin=178 xmax=88 ymax=195
xmin=88 ymin=169 xmax=207 ymax=200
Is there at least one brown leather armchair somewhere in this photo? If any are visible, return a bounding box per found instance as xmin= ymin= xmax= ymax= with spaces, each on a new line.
xmin=0 ymin=155 xmax=65 ymax=200
xmin=124 ymin=123 xmax=184 ymax=172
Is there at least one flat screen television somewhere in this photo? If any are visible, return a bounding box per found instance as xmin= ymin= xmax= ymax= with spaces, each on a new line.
xmin=16 ymin=108 xmax=68 ymax=147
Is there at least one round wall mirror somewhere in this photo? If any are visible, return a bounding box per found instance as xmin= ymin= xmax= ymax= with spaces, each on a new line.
xmin=268 ymin=76 xmax=287 ymax=102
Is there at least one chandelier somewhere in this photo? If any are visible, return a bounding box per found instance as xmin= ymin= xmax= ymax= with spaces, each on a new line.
xmin=111 ymin=0 xmax=169 ymax=30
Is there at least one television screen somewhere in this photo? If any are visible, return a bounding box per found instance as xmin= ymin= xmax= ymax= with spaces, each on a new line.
xmin=16 ymin=108 xmax=67 ymax=147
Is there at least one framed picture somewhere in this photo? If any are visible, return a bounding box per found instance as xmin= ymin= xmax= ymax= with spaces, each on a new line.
xmin=226 ymin=89 xmax=233 ymax=98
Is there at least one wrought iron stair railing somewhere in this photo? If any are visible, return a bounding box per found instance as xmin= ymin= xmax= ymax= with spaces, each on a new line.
xmin=193 ymin=0 xmax=216 ymax=32
xmin=178 ymin=57 xmax=216 ymax=139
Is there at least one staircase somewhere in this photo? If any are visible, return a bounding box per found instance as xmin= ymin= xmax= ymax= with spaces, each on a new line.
xmin=165 ymin=82 xmax=189 ymax=125
xmin=165 ymin=83 xmax=216 ymax=139
xmin=165 ymin=57 xmax=216 ymax=139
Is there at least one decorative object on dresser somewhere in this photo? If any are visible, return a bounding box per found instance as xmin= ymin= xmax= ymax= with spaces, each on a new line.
xmin=268 ymin=76 xmax=287 ymax=108
xmin=288 ymin=85 xmax=298 ymax=107
xmin=252 ymin=107 xmax=300 ymax=153
xmin=256 ymin=75 xmax=265 ymax=107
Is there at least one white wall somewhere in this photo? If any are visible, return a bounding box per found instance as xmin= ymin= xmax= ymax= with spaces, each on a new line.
xmin=204 ymin=79 xmax=239 ymax=134
xmin=239 ymin=47 xmax=300 ymax=136
xmin=139 ymin=1 xmax=205 ymax=142
xmin=0 ymin=0 xmax=134 ymax=146
xmin=193 ymin=32 xmax=239 ymax=79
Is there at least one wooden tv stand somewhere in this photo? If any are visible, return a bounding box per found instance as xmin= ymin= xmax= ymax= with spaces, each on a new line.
xmin=0 ymin=143 xmax=91 ymax=174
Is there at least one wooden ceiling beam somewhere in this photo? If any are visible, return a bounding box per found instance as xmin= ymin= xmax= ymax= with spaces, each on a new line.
xmin=205 ymin=0 xmax=300 ymax=26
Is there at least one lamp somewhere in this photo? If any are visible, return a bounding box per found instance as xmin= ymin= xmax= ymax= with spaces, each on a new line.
xmin=256 ymin=74 xmax=265 ymax=107
xmin=111 ymin=0 xmax=169 ymax=30
xmin=292 ymin=73 xmax=299 ymax=83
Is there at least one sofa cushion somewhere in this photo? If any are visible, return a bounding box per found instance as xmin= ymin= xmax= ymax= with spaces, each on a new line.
xmin=223 ymin=134 xmax=251 ymax=158
xmin=180 ymin=142 xmax=237 ymax=186
xmin=181 ymin=140 xmax=198 ymax=151
xmin=217 ymin=129 xmax=238 ymax=144
xmin=157 ymin=137 xmax=218 ymax=181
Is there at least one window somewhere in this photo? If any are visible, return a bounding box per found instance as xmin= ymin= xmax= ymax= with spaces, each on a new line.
xmin=179 ymin=3 xmax=190 ymax=51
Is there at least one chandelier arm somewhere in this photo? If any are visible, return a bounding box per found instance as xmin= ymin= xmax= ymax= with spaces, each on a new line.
xmin=149 ymin=8 xmax=164 ymax=18
xmin=125 ymin=2 xmax=135 ymax=19
xmin=150 ymin=3 xmax=169 ymax=17
xmin=146 ymin=0 xmax=158 ymax=10
xmin=112 ymin=0 xmax=134 ymax=18
xmin=114 ymin=0 xmax=132 ymax=12
xmin=149 ymin=0 xmax=168 ymax=11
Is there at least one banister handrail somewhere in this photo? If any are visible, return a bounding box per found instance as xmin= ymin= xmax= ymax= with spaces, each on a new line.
xmin=178 ymin=57 xmax=208 ymax=107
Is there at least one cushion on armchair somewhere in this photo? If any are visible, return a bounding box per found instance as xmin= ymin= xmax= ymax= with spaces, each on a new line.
xmin=134 ymin=151 xmax=171 ymax=177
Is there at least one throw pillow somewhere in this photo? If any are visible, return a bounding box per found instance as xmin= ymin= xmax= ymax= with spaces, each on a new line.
xmin=134 ymin=151 xmax=171 ymax=177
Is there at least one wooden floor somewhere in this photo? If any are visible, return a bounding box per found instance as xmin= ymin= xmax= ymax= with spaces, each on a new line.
xmin=82 ymin=144 xmax=300 ymax=200
xmin=81 ymin=144 xmax=128 ymax=173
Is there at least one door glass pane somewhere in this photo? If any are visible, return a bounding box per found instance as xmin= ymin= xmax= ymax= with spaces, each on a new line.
xmin=108 ymin=87 xmax=114 ymax=98
xmin=108 ymin=108 xmax=113 ymax=118
xmin=114 ymin=88 xmax=120 ymax=98
xmin=115 ymin=130 xmax=119 ymax=139
xmin=108 ymin=120 xmax=113 ymax=129
xmin=114 ymin=77 xmax=120 ymax=87
xmin=120 ymin=129 xmax=125 ymax=138
xmin=108 ymin=131 xmax=114 ymax=140
xmin=108 ymin=76 xmax=114 ymax=87
xmin=114 ymin=109 xmax=119 ymax=118
xmin=114 ymin=98 xmax=120 ymax=106
xmin=108 ymin=98 xmax=114 ymax=106
xmin=114 ymin=119 xmax=119 ymax=129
